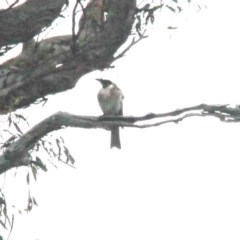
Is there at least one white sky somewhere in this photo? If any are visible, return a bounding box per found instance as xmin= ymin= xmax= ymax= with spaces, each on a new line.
xmin=1 ymin=0 xmax=240 ymax=240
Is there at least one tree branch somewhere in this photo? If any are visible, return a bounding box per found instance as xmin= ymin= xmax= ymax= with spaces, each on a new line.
xmin=1 ymin=103 xmax=240 ymax=175
xmin=114 ymin=32 xmax=148 ymax=61
xmin=0 ymin=0 xmax=68 ymax=48
xmin=0 ymin=0 xmax=137 ymax=113
xmin=0 ymin=0 xmax=20 ymax=13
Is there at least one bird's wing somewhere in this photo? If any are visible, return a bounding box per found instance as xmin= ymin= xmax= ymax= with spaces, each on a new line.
xmin=116 ymin=86 xmax=123 ymax=116
xmin=119 ymin=101 xmax=123 ymax=116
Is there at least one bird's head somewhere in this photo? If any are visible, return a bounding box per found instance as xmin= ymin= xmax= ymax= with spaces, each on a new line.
xmin=96 ymin=78 xmax=113 ymax=88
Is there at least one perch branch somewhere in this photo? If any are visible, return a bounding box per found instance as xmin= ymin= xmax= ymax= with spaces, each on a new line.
xmin=1 ymin=103 xmax=240 ymax=175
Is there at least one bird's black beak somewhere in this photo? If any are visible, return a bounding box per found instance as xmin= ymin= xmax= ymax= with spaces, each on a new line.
xmin=96 ymin=78 xmax=104 ymax=87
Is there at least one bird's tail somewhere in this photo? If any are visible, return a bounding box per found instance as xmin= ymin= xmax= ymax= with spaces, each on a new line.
xmin=111 ymin=127 xmax=121 ymax=149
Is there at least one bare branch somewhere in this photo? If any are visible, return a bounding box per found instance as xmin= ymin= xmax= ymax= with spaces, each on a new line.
xmin=1 ymin=103 xmax=240 ymax=175
xmin=114 ymin=32 xmax=148 ymax=61
xmin=0 ymin=0 xmax=19 ymax=13
xmin=0 ymin=0 xmax=68 ymax=47
xmin=0 ymin=0 xmax=137 ymax=113
xmin=71 ymin=0 xmax=79 ymax=53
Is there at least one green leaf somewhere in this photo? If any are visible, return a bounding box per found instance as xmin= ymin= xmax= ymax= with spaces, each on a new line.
xmin=33 ymin=157 xmax=48 ymax=172
xmin=0 ymin=220 xmax=6 ymax=229
xmin=8 ymin=215 xmax=15 ymax=239
xmin=26 ymin=172 xmax=30 ymax=185
xmin=14 ymin=113 xmax=29 ymax=126
xmin=8 ymin=115 xmax=12 ymax=127
xmin=31 ymin=165 xmax=38 ymax=181
xmin=177 ymin=6 xmax=182 ymax=12
xmin=13 ymin=122 xmax=23 ymax=135
xmin=168 ymin=26 xmax=178 ymax=30
xmin=166 ymin=5 xmax=176 ymax=12
xmin=32 ymin=197 xmax=38 ymax=206
xmin=27 ymin=196 xmax=33 ymax=212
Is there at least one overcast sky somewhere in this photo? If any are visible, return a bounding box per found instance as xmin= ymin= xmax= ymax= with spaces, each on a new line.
xmin=2 ymin=0 xmax=240 ymax=240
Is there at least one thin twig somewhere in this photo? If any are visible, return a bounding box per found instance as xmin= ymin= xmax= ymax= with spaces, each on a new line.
xmin=71 ymin=0 xmax=79 ymax=53
xmin=76 ymin=0 xmax=87 ymax=37
xmin=0 ymin=0 xmax=19 ymax=13
xmin=1 ymin=104 xmax=240 ymax=175
xmin=114 ymin=32 xmax=148 ymax=61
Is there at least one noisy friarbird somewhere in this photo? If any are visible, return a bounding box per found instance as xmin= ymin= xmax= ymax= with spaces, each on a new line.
xmin=96 ymin=78 xmax=124 ymax=149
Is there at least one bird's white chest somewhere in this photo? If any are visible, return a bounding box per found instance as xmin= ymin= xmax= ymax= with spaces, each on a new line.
xmin=97 ymin=84 xmax=123 ymax=115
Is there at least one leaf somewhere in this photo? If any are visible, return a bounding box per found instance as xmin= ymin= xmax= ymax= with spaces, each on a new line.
xmin=32 ymin=197 xmax=38 ymax=206
xmin=59 ymin=136 xmax=65 ymax=144
xmin=166 ymin=5 xmax=176 ymax=12
xmin=31 ymin=165 xmax=38 ymax=181
xmin=150 ymin=14 xmax=155 ymax=24
xmin=146 ymin=12 xmax=155 ymax=24
xmin=33 ymin=157 xmax=48 ymax=172
xmin=13 ymin=122 xmax=23 ymax=135
xmin=3 ymin=129 xmax=15 ymax=136
xmin=56 ymin=138 xmax=62 ymax=157
xmin=26 ymin=172 xmax=30 ymax=185
xmin=168 ymin=26 xmax=178 ymax=30
xmin=64 ymin=146 xmax=75 ymax=165
xmin=177 ymin=6 xmax=182 ymax=12
xmin=0 ymin=220 xmax=6 ymax=229
xmin=142 ymin=3 xmax=150 ymax=10
xmin=1 ymin=135 xmax=16 ymax=149
xmin=27 ymin=196 xmax=33 ymax=212
xmin=14 ymin=113 xmax=29 ymax=126
xmin=0 ymin=197 xmax=5 ymax=205
xmin=7 ymin=214 xmax=14 ymax=240
xmin=34 ymin=142 xmax=40 ymax=151
xmin=8 ymin=115 xmax=12 ymax=127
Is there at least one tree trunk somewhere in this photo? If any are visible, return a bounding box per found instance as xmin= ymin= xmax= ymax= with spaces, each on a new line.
xmin=0 ymin=0 xmax=136 ymax=113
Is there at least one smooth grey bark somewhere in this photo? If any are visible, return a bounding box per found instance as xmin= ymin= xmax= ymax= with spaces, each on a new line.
xmin=1 ymin=104 xmax=240 ymax=174
xmin=0 ymin=0 xmax=136 ymax=113
xmin=0 ymin=0 xmax=137 ymax=174
xmin=0 ymin=0 xmax=68 ymax=47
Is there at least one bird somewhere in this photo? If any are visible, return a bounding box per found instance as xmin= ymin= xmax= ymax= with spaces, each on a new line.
xmin=96 ymin=78 xmax=124 ymax=149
